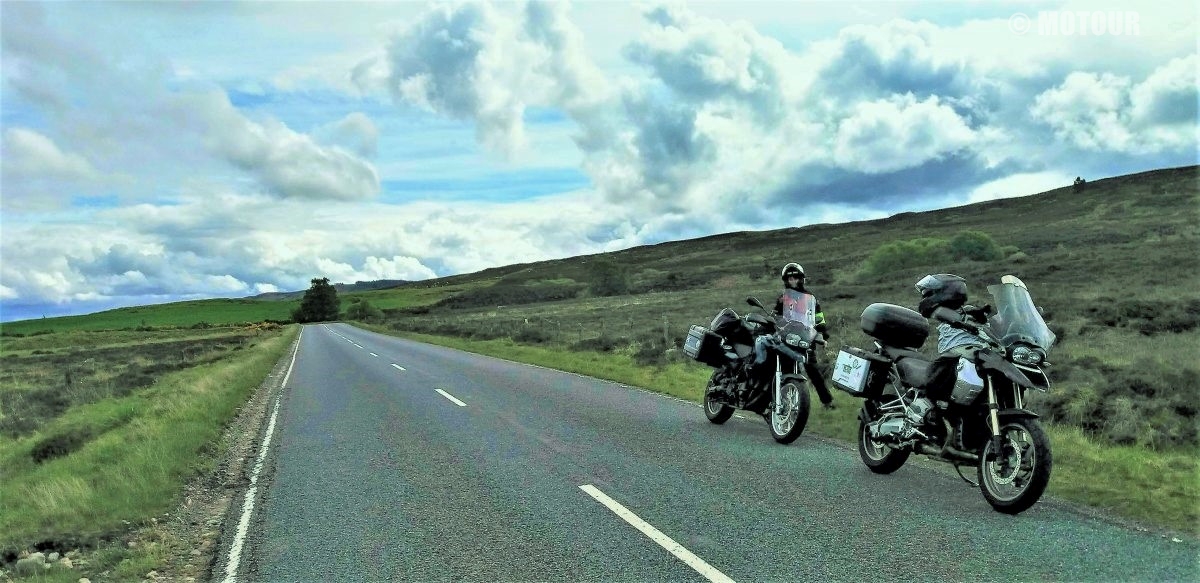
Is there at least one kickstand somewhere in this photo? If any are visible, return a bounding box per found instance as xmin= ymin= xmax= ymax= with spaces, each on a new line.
xmin=953 ymin=464 xmax=978 ymax=487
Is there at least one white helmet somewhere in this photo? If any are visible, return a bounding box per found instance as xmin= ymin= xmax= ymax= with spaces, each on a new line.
xmin=780 ymin=262 xmax=804 ymax=281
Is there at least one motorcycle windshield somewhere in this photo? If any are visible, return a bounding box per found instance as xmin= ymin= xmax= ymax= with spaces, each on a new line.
xmin=777 ymin=290 xmax=818 ymax=342
xmin=987 ymin=276 xmax=1056 ymax=351
xmin=779 ymin=290 xmax=817 ymax=327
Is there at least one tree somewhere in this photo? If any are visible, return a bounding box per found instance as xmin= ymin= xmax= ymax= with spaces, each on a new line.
xmin=588 ymin=257 xmax=630 ymax=297
xmin=343 ymin=297 xmax=383 ymax=322
xmin=292 ymin=277 xmax=341 ymax=323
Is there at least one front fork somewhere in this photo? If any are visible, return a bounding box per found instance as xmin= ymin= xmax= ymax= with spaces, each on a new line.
xmin=986 ymin=377 xmax=1003 ymax=459
xmin=773 ymin=357 xmax=783 ymax=414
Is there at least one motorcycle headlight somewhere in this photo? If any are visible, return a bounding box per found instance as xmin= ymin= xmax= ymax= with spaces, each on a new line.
xmin=1012 ymin=346 xmax=1044 ymax=365
xmin=785 ymin=334 xmax=807 ymax=349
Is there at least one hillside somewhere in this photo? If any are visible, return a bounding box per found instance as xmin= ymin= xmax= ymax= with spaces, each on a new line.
xmin=373 ymin=165 xmax=1199 ymax=450
xmin=2 ymin=165 xmax=1197 ymax=540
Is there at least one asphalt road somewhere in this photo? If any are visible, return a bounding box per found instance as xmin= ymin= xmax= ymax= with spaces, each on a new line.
xmin=221 ymin=323 xmax=1198 ymax=582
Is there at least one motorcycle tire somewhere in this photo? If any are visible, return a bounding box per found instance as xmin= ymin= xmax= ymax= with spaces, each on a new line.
xmin=704 ymin=370 xmax=735 ymax=424
xmin=978 ymin=417 xmax=1052 ymax=515
xmin=767 ymin=379 xmax=810 ymax=444
xmin=857 ymin=413 xmax=910 ymax=473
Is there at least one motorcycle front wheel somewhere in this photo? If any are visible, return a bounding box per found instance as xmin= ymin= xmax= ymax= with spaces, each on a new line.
xmin=978 ymin=417 xmax=1053 ymax=515
xmin=704 ymin=370 xmax=735 ymax=424
xmin=857 ymin=412 xmax=910 ymax=473
xmin=767 ymin=380 xmax=810 ymax=444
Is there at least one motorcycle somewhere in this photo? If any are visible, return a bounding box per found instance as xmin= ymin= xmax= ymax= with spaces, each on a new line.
xmin=684 ymin=295 xmax=824 ymax=444
xmin=831 ymin=275 xmax=1055 ymax=514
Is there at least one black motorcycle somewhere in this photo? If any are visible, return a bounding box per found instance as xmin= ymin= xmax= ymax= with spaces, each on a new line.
xmin=684 ymin=296 xmax=823 ymax=444
xmin=832 ymin=275 xmax=1055 ymax=514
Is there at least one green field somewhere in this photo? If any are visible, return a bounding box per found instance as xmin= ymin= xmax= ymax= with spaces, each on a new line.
xmin=1 ymin=165 xmax=1197 ymax=579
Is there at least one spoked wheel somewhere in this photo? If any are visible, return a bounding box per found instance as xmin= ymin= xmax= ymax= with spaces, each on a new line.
xmin=703 ymin=370 xmax=735 ymax=424
xmin=858 ymin=413 xmax=910 ymax=474
xmin=767 ymin=381 xmax=810 ymax=444
xmin=978 ymin=417 xmax=1053 ymax=515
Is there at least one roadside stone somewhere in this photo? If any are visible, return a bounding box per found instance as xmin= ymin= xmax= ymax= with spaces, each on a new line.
xmin=14 ymin=553 xmax=47 ymax=575
xmin=60 ymin=556 xmax=75 ymax=569
xmin=48 ymin=552 xmax=61 ymax=562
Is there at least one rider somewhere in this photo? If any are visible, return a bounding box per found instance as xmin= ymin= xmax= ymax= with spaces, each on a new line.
xmin=754 ymin=263 xmax=835 ymax=409
xmin=915 ymin=273 xmax=989 ymax=401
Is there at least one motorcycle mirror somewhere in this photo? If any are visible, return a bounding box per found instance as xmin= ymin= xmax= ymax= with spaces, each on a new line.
xmin=746 ymin=297 xmax=766 ymax=310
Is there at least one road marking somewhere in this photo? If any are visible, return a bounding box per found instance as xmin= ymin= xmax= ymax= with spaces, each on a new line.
xmin=435 ymin=388 xmax=467 ymax=407
xmin=579 ymin=484 xmax=735 ymax=583
xmin=221 ymin=328 xmax=300 ymax=583
xmin=391 ymin=363 xmax=406 ymax=371
xmin=369 ymin=352 xmax=379 ymax=357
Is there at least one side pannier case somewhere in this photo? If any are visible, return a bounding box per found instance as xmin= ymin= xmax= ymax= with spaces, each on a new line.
xmin=831 ymin=346 xmax=892 ymax=398
xmin=860 ymin=303 xmax=930 ymax=349
xmin=684 ymin=325 xmax=726 ymax=368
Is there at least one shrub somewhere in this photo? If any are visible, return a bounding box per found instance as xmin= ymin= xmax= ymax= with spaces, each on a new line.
xmin=859 ymin=230 xmax=1008 ymax=277
xmin=588 ymin=257 xmax=630 ymax=297
xmin=860 ymin=237 xmax=951 ymax=276
xmin=572 ymin=336 xmax=624 ymax=352
xmin=1037 ymin=356 xmax=1199 ymax=449
xmin=948 ymin=230 xmax=1003 ymax=261
xmin=344 ymin=298 xmax=384 ymax=322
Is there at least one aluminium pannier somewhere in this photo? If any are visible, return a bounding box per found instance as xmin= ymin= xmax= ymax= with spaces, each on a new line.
xmin=684 ymin=325 xmax=726 ymax=367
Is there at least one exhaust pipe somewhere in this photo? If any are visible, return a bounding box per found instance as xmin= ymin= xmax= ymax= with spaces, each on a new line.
xmin=917 ymin=443 xmax=979 ymax=464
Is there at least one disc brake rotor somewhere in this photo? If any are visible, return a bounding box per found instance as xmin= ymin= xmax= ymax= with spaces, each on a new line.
xmin=987 ymin=433 xmax=1025 ymax=485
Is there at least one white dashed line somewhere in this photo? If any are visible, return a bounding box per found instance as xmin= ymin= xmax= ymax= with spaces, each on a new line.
xmin=579 ymin=484 xmax=735 ymax=583
xmin=391 ymin=363 xmax=406 ymax=371
xmin=435 ymin=388 xmax=467 ymax=407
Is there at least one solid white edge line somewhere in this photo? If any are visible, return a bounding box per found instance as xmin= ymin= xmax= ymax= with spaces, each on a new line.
xmin=391 ymin=363 xmax=406 ymax=371
xmin=220 ymin=327 xmax=300 ymax=583
xmin=579 ymin=484 xmax=735 ymax=583
xmin=435 ymin=388 xmax=467 ymax=407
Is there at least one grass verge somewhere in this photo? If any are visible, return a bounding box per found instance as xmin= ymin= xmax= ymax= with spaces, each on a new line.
xmin=0 ymin=325 xmax=298 ymax=581
xmin=370 ymin=326 xmax=1198 ymax=537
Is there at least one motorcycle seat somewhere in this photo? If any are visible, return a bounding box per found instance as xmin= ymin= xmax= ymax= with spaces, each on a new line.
xmin=897 ymin=358 xmax=933 ymax=388
xmin=881 ymin=346 xmax=934 ymax=388
xmin=880 ymin=345 xmax=930 ymax=362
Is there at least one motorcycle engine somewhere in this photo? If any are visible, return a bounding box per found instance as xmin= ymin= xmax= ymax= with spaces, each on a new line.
xmin=869 ymin=398 xmax=934 ymax=442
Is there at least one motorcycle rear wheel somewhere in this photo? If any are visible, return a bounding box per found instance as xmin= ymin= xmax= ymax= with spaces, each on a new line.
xmin=767 ymin=380 xmax=810 ymax=444
xmin=704 ymin=370 xmax=735 ymax=424
xmin=978 ymin=417 xmax=1052 ymax=515
xmin=858 ymin=413 xmax=910 ymax=474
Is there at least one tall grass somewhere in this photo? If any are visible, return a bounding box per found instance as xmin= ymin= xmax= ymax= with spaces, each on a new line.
xmin=0 ymin=325 xmax=297 ymax=558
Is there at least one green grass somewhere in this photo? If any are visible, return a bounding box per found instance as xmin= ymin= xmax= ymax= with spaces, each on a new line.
xmin=0 ymin=325 xmax=298 ymax=565
xmin=0 ymin=298 xmax=296 ymax=335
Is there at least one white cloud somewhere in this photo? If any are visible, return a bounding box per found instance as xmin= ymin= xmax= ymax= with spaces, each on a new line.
xmin=1 ymin=128 xmax=98 ymax=180
xmin=315 ymin=112 xmax=379 ymax=158
xmin=1031 ymin=55 xmax=1199 ymax=154
xmin=2 ymin=0 xmax=1196 ymax=322
xmin=1130 ymin=54 xmax=1199 ymax=129
xmin=965 ymin=171 xmax=1075 ymax=204
xmin=834 ymin=94 xmax=976 ymax=174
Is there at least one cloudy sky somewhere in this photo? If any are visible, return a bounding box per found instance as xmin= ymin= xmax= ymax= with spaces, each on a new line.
xmin=1 ymin=1 xmax=1196 ymax=322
